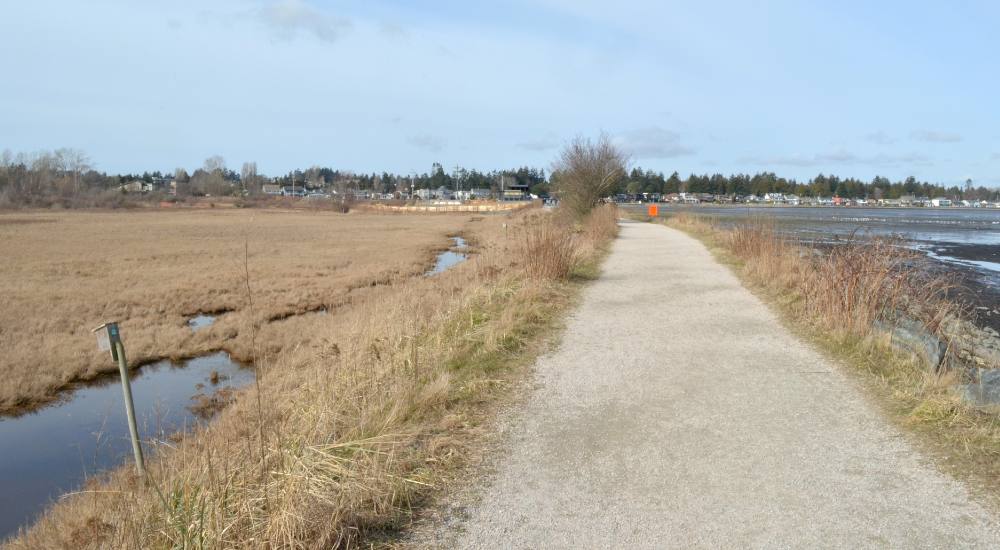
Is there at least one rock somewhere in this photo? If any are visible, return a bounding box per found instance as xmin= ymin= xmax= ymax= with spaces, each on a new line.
xmin=971 ymin=345 xmax=1000 ymax=368
xmin=960 ymin=368 xmax=1000 ymax=407
xmin=875 ymin=318 xmax=946 ymax=370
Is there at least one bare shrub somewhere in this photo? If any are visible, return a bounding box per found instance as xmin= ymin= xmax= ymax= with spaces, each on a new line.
xmin=521 ymin=217 xmax=579 ymax=280
xmin=552 ymin=134 xmax=628 ymax=219
xmin=722 ymin=220 xmax=961 ymax=344
xmin=581 ymin=203 xmax=619 ymax=245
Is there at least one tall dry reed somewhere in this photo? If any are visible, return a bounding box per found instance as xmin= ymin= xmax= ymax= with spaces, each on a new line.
xmin=724 ymin=221 xmax=960 ymax=342
xmin=664 ymin=213 xmax=963 ymax=366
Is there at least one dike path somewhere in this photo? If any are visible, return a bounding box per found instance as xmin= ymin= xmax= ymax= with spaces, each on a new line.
xmin=434 ymin=221 xmax=1000 ymax=548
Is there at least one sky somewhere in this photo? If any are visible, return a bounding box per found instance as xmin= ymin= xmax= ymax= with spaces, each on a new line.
xmin=1 ymin=0 xmax=999 ymax=185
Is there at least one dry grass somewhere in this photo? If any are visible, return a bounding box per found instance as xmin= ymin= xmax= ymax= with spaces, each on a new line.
xmin=723 ymin=219 xmax=960 ymax=342
xmin=0 ymin=209 xmax=472 ymax=414
xmin=5 ymin=205 xmax=618 ymax=548
xmin=661 ymin=213 xmax=1000 ymax=504
xmin=521 ymin=216 xmax=580 ymax=280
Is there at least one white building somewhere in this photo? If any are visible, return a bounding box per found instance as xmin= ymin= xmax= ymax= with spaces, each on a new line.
xmin=930 ymin=197 xmax=952 ymax=207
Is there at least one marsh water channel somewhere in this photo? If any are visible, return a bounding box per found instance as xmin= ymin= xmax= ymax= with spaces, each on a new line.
xmin=1 ymin=237 xmax=472 ymax=539
xmin=427 ymin=236 xmax=468 ymax=275
xmin=0 ymin=343 xmax=253 ymax=540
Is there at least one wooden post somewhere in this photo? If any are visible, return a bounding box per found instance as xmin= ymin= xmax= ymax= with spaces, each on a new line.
xmin=411 ymin=337 xmax=419 ymax=381
xmin=114 ymin=339 xmax=145 ymax=477
xmin=93 ymin=322 xmax=145 ymax=477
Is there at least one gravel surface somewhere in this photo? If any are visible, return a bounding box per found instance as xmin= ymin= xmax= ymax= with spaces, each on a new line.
xmin=424 ymin=221 xmax=1000 ymax=549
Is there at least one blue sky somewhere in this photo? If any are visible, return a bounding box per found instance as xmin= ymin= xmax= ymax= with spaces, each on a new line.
xmin=1 ymin=0 xmax=998 ymax=185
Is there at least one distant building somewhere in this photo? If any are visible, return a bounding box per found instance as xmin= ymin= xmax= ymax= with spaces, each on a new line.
xmin=500 ymin=178 xmax=530 ymax=201
xmin=930 ymin=197 xmax=952 ymax=207
xmin=262 ymin=184 xmax=282 ymax=195
xmin=120 ymin=180 xmax=144 ymax=193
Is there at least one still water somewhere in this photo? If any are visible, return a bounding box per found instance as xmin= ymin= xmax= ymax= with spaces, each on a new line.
xmin=187 ymin=314 xmax=217 ymax=331
xmin=427 ymin=236 xmax=468 ymax=275
xmin=0 ymin=352 xmax=253 ymax=540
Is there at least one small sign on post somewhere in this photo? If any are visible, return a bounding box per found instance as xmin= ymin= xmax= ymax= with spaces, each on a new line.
xmin=647 ymin=204 xmax=659 ymax=217
xmin=92 ymin=321 xmax=145 ymax=477
xmin=94 ymin=321 xmax=121 ymax=361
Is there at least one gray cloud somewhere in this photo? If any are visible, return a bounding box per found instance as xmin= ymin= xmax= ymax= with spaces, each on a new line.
xmin=741 ymin=150 xmax=931 ymax=167
xmin=379 ymin=21 xmax=407 ymax=39
xmin=991 ymin=152 xmax=1000 ymax=160
xmin=517 ymin=134 xmax=561 ymax=152
xmin=615 ymin=127 xmax=694 ymax=159
xmin=407 ymin=134 xmax=445 ymax=153
xmin=864 ymin=131 xmax=895 ymax=145
xmin=259 ymin=0 xmax=351 ymax=43
xmin=911 ymin=130 xmax=962 ymax=143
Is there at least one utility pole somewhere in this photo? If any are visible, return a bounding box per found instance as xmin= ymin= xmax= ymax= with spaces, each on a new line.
xmin=92 ymin=322 xmax=145 ymax=477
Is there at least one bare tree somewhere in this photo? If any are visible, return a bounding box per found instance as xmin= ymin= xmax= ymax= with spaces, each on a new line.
xmin=174 ymin=167 xmax=191 ymax=196
xmin=194 ymin=156 xmax=230 ymax=196
xmin=203 ymin=155 xmax=226 ymax=173
xmin=552 ymin=133 xmax=628 ymax=217
xmin=241 ymin=161 xmax=258 ymax=195
xmin=55 ymin=148 xmax=90 ymax=196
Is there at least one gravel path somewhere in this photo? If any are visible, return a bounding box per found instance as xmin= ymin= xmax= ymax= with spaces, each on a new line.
xmin=435 ymin=221 xmax=1000 ymax=549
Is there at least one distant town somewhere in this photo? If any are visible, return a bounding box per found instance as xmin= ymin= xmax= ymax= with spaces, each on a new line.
xmin=612 ymin=192 xmax=999 ymax=208
xmin=2 ymin=150 xmax=997 ymax=209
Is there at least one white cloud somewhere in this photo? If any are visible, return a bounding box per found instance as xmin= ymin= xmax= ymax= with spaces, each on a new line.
xmin=864 ymin=131 xmax=895 ymax=145
xmin=910 ymin=130 xmax=962 ymax=143
xmin=615 ymin=127 xmax=694 ymax=159
xmin=259 ymin=0 xmax=351 ymax=43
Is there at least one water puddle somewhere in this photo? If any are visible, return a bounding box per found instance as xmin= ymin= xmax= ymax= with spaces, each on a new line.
xmin=426 ymin=236 xmax=468 ymax=275
xmin=0 ymin=352 xmax=253 ymax=540
xmin=188 ymin=314 xmax=217 ymax=331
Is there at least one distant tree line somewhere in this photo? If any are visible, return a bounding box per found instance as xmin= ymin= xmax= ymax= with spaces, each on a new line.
xmin=0 ymin=149 xmax=551 ymax=207
xmin=1 ymin=147 xmax=995 ymax=208
xmin=614 ymin=170 xmax=998 ymax=201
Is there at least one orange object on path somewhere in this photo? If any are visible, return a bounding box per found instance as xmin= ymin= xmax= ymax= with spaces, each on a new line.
xmin=647 ymin=204 xmax=659 ymax=217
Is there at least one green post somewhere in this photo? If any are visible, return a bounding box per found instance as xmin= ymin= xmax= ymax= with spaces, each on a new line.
xmin=114 ymin=339 xmax=145 ymax=477
xmin=93 ymin=321 xmax=145 ymax=477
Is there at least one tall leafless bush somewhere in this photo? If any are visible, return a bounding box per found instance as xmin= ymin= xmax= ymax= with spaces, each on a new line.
xmin=552 ymin=134 xmax=628 ymax=218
